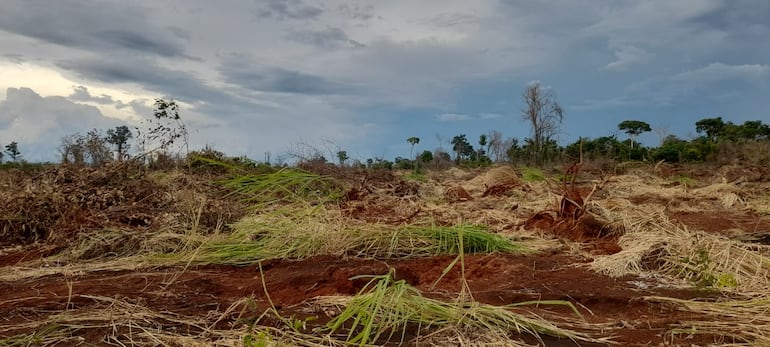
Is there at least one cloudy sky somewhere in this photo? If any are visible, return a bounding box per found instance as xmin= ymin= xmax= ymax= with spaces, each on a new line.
xmin=1 ymin=0 xmax=768 ymax=162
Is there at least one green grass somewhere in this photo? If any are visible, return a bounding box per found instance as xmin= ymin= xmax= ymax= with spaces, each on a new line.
xmin=195 ymin=207 xmax=526 ymax=265
xmin=403 ymin=171 xmax=427 ymax=182
xmin=520 ymin=167 xmax=546 ymax=182
xmin=324 ymin=270 xmax=594 ymax=346
xmin=219 ymin=168 xmax=342 ymax=207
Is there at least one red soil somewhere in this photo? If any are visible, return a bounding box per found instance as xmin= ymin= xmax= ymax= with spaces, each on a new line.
xmin=1 ymin=252 xmax=726 ymax=346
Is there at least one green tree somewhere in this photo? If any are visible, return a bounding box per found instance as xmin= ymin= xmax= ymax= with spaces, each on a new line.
xmin=406 ymin=137 xmax=420 ymax=159
xmin=618 ymin=120 xmax=651 ymax=148
xmin=138 ymin=98 xmax=189 ymax=156
xmin=736 ymin=120 xmax=770 ymax=141
xmin=106 ymin=125 xmax=133 ymax=161
xmin=418 ymin=150 xmax=433 ymax=163
xmin=451 ymin=134 xmax=474 ymax=163
xmin=695 ymin=117 xmax=727 ymax=142
xmin=521 ymin=82 xmax=563 ymax=164
xmin=336 ymin=150 xmax=349 ymax=166
xmin=84 ymin=129 xmax=112 ymax=166
xmin=477 ymin=134 xmax=488 ymax=158
xmin=5 ymin=141 xmax=21 ymax=162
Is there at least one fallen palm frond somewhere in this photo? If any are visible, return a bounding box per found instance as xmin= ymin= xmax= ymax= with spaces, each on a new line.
xmin=219 ymin=168 xmax=342 ymax=207
xmin=645 ymin=295 xmax=770 ymax=345
xmin=590 ymin=205 xmax=770 ymax=292
xmin=197 ymin=206 xmax=526 ymax=265
xmin=321 ymin=271 xmax=604 ymax=346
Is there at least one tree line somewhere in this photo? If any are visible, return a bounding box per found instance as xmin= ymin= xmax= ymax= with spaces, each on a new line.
xmin=371 ymin=83 xmax=769 ymax=170
xmin=2 ymin=86 xmax=768 ymax=169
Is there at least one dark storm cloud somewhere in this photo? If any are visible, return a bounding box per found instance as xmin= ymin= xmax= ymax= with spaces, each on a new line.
xmin=690 ymin=1 xmax=770 ymax=35
xmin=254 ymin=0 xmax=323 ymax=20
xmin=55 ymin=56 xmax=278 ymax=123
xmin=220 ymin=61 xmax=351 ymax=95
xmin=286 ymin=27 xmax=364 ymax=49
xmin=56 ymin=57 xmax=220 ymax=102
xmin=336 ymin=4 xmax=375 ymax=21
xmin=68 ymin=86 xmax=115 ymax=105
xmin=0 ymin=0 xmax=190 ymax=59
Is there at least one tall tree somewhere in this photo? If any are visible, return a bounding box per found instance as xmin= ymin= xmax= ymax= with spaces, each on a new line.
xmin=4 ymin=141 xmax=21 ymax=162
xmin=138 ymin=98 xmax=189 ymax=156
xmin=618 ymin=120 xmax=651 ymax=148
xmin=406 ymin=137 xmax=420 ymax=159
xmin=695 ymin=117 xmax=726 ymax=142
xmin=84 ymin=129 xmax=112 ymax=166
xmin=336 ymin=150 xmax=349 ymax=166
xmin=521 ymin=83 xmax=563 ymax=164
xmin=106 ymin=125 xmax=133 ymax=161
xmin=487 ymin=130 xmax=503 ymax=162
xmin=450 ymin=134 xmax=473 ymax=163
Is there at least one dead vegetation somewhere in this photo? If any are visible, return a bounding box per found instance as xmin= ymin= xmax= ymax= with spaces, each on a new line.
xmin=2 ymin=162 xmax=770 ymax=346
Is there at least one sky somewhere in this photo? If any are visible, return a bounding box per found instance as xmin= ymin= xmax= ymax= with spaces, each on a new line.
xmin=1 ymin=0 xmax=768 ymax=162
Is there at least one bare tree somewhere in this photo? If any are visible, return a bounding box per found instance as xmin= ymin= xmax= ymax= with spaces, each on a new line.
xmin=653 ymin=124 xmax=671 ymax=146
xmin=521 ymin=82 xmax=563 ymax=164
xmin=488 ymin=130 xmax=504 ymax=162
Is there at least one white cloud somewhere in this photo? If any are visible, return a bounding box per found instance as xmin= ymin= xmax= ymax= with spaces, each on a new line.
xmin=671 ymin=62 xmax=769 ymax=83
xmin=0 ymin=87 xmax=125 ymax=160
xmin=437 ymin=113 xmax=471 ymax=122
xmin=603 ymin=45 xmax=652 ymax=71
xmin=479 ymin=113 xmax=501 ymax=119
xmin=437 ymin=112 xmax=502 ymax=122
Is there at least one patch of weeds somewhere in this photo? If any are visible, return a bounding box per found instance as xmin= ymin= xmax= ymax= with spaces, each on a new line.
xmin=672 ymin=174 xmax=697 ymax=186
xmin=220 ymin=168 xmax=342 ymax=207
xmin=403 ymin=171 xmax=427 ymax=182
xmin=520 ymin=167 xmax=546 ymax=182
xmin=0 ymin=323 xmax=62 ymax=346
xmin=243 ymin=332 xmax=273 ymax=347
xmin=680 ymin=249 xmax=738 ymax=290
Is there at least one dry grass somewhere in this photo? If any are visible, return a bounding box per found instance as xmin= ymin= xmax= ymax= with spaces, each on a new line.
xmin=590 ymin=204 xmax=770 ymax=293
xmin=646 ymin=295 xmax=770 ymax=345
xmin=196 ymin=205 xmax=527 ymax=265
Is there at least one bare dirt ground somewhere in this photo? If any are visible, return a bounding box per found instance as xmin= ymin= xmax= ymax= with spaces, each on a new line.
xmin=1 ymin=253 xmax=721 ymax=346
xmin=1 ymin=163 xmax=769 ymax=346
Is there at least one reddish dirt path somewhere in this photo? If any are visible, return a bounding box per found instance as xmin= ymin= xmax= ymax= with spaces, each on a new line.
xmin=0 ymin=252 xmax=725 ymax=346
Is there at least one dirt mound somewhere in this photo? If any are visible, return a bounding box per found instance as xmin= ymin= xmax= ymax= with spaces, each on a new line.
xmin=0 ymin=164 xmax=243 ymax=249
xmin=444 ymin=185 xmax=473 ymax=202
xmin=339 ymin=170 xmax=422 ymax=224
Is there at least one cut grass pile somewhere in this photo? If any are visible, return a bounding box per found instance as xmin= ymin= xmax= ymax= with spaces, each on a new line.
xmin=0 ymin=295 xmax=342 ymax=347
xmin=646 ymin=295 xmax=770 ymax=345
xmin=320 ymin=270 xmax=604 ymax=346
xmin=219 ymin=168 xmax=342 ymax=206
xmin=198 ymin=205 xmax=526 ymax=265
xmin=591 ymin=205 xmax=770 ymax=293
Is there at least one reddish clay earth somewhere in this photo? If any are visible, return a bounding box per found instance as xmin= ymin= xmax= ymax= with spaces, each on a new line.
xmin=670 ymin=209 xmax=770 ymax=242
xmin=1 ymin=165 xmax=764 ymax=346
xmin=1 ymin=250 xmax=731 ymax=346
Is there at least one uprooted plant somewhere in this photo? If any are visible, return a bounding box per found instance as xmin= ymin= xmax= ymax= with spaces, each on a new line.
xmin=524 ymin=159 xmax=615 ymax=241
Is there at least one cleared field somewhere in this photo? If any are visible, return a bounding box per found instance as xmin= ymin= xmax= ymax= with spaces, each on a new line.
xmin=1 ymin=162 xmax=769 ymax=346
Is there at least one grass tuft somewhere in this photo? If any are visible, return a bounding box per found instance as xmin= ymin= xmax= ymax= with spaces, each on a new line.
xmin=323 ymin=270 xmax=598 ymax=346
xmin=219 ymin=168 xmax=342 ymax=207
xmin=196 ymin=207 xmax=526 ymax=265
